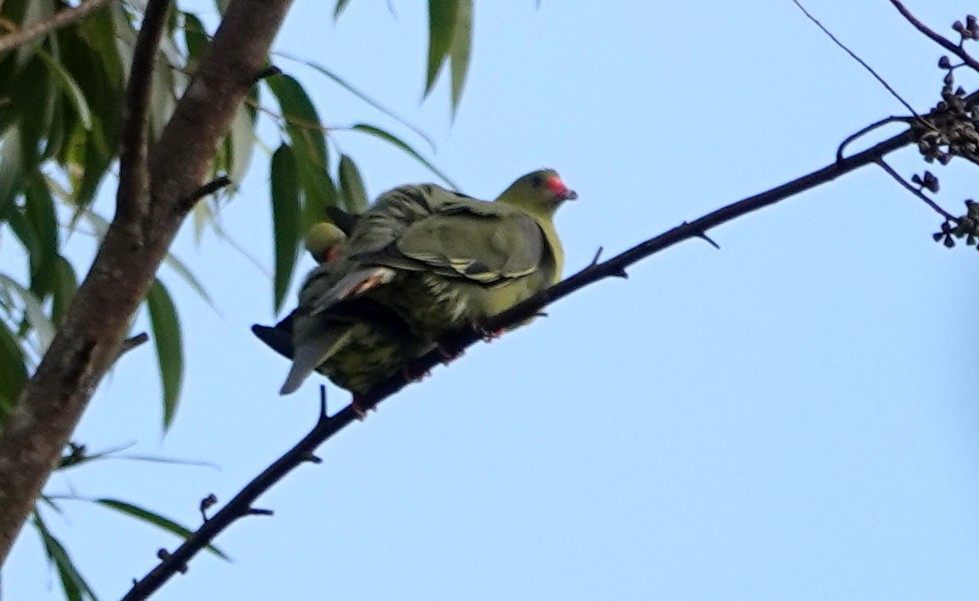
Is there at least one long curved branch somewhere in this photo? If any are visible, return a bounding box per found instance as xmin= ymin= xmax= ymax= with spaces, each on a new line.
xmin=0 ymin=0 xmax=114 ymax=55
xmin=116 ymin=0 xmax=170 ymax=225
xmin=123 ymin=121 xmax=917 ymax=601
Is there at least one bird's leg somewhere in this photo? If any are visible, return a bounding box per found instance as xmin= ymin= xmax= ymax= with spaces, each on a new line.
xmin=400 ymin=365 xmax=431 ymax=383
xmin=471 ymin=321 xmax=504 ymax=342
xmin=436 ymin=343 xmax=465 ymax=364
xmin=350 ymin=396 xmax=370 ymax=421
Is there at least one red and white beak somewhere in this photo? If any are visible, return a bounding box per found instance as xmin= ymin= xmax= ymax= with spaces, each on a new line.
xmin=547 ymin=176 xmax=578 ymax=201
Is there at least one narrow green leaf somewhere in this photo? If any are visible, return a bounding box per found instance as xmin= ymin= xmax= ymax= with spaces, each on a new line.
xmin=0 ymin=274 xmax=56 ymax=352
xmin=349 ymin=123 xmax=458 ymax=189
xmin=334 ymin=0 xmax=353 ymax=20
xmin=270 ymin=144 xmax=301 ymax=313
xmin=69 ymin=118 xmax=113 ymax=212
xmin=36 ymin=49 xmax=92 ymax=130
xmin=25 ymin=174 xmax=59 ymax=297
xmin=449 ymin=0 xmax=472 ymax=114
xmin=33 ymin=511 xmax=99 ymax=601
xmin=425 ymin=0 xmax=460 ymax=97
xmin=226 ymin=102 xmax=255 ymax=185
xmin=10 ymin=0 xmax=54 ymax=67
xmin=0 ymin=127 xmax=26 ymax=219
xmin=265 ymin=74 xmax=327 ymax=169
xmin=181 ymin=12 xmax=210 ymax=71
xmin=51 ymin=255 xmax=78 ymax=326
xmin=147 ymin=280 xmax=183 ymax=430
xmin=162 ymin=253 xmax=215 ymax=309
xmin=338 ymin=154 xmax=368 ymax=213
xmin=279 ymin=54 xmax=436 ymax=152
xmin=5 ymin=202 xmax=39 ymax=258
xmin=78 ymin=4 xmax=124 ymax=85
xmin=0 ymin=318 xmax=29 ymax=423
xmin=297 ymin=158 xmax=339 ymax=235
xmin=11 ymin=57 xmax=53 ymax=177
xmin=94 ymin=498 xmax=229 ymax=560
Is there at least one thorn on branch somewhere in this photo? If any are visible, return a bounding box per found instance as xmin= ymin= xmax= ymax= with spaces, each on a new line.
xmin=250 ymin=65 xmax=282 ymax=84
xmin=305 ymin=453 xmax=323 ymax=464
xmin=696 ymin=231 xmax=721 ymax=249
xmin=590 ymin=246 xmax=604 ymax=267
xmin=613 ymin=268 xmax=628 ymax=279
xmin=199 ymin=494 xmax=218 ymax=523
xmin=156 ymin=549 xmax=188 ymax=574
xmin=188 ymin=175 xmax=232 ymax=204
xmin=680 ymin=221 xmax=721 ymax=249
xmin=533 ymin=311 xmax=549 ymax=319
xmin=248 ymin=507 xmax=274 ymax=517
xmin=115 ymin=332 xmax=149 ymax=361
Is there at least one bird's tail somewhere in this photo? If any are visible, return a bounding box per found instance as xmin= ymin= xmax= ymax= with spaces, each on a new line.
xmin=279 ymin=327 xmax=355 ymax=395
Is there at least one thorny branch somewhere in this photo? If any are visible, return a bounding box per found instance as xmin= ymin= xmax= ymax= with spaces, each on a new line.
xmin=122 ymin=6 xmax=979 ymax=598
xmin=124 ymin=122 xmax=916 ymax=601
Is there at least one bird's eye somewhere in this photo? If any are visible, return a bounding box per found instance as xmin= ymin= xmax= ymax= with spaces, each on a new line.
xmin=530 ymin=175 xmax=543 ymax=188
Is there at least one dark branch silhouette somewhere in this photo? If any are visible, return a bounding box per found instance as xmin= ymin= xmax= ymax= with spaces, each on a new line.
xmin=122 ymin=5 xmax=979 ymax=595
xmin=124 ymin=120 xmax=921 ymax=601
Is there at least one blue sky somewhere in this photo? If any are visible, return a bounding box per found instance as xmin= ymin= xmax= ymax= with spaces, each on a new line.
xmin=6 ymin=1 xmax=979 ymax=600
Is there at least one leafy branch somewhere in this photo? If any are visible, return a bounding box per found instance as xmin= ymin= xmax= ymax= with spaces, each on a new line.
xmin=0 ymin=0 xmax=114 ymax=54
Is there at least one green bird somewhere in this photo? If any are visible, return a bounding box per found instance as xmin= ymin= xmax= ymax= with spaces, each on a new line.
xmin=308 ymin=169 xmax=577 ymax=343
xmin=252 ymin=222 xmax=348 ymax=363
xmin=252 ymin=222 xmax=432 ymax=404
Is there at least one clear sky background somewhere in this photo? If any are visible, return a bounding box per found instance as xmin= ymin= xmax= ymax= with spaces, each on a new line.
xmin=6 ymin=1 xmax=979 ymax=600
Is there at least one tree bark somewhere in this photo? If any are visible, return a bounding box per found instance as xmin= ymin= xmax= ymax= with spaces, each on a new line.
xmin=0 ymin=0 xmax=294 ymax=565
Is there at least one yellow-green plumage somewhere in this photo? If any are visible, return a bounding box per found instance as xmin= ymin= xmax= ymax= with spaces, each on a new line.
xmin=253 ymin=221 xmax=432 ymax=397
xmin=309 ymin=169 xmax=576 ymax=343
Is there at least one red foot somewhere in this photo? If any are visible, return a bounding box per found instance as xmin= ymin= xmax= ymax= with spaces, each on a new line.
xmin=437 ymin=344 xmax=465 ymax=365
xmin=401 ymin=366 xmax=432 ymax=383
xmin=472 ymin=322 xmax=504 ymax=342
xmin=350 ymin=396 xmax=375 ymax=421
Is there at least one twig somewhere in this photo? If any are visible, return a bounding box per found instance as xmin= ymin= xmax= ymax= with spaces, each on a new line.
xmin=890 ymin=0 xmax=979 ymax=73
xmin=792 ymin=0 xmax=922 ymax=121
xmin=837 ymin=116 xmax=912 ymax=162
xmin=875 ymin=158 xmax=957 ymax=221
xmin=123 ymin=120 xmax=918 ymax=601
xmin=176 ymin=175 xmax=232 ymax=213
xmin=115 ymin=333 xmax=149 ymax=360
xmin=0 ymin=0 xmax=115 ymax=55
xmin=250 ymin=65 xmax=281 ymax=84
xmin=116 ymin=0 xmax=172 ymax=225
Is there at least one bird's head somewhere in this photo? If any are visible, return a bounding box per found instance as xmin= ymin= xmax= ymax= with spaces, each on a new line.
xmin=496 ymin=169 xmax=577 ymax=217
xmin=303 ymin=222 xmax=347 ymax=263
